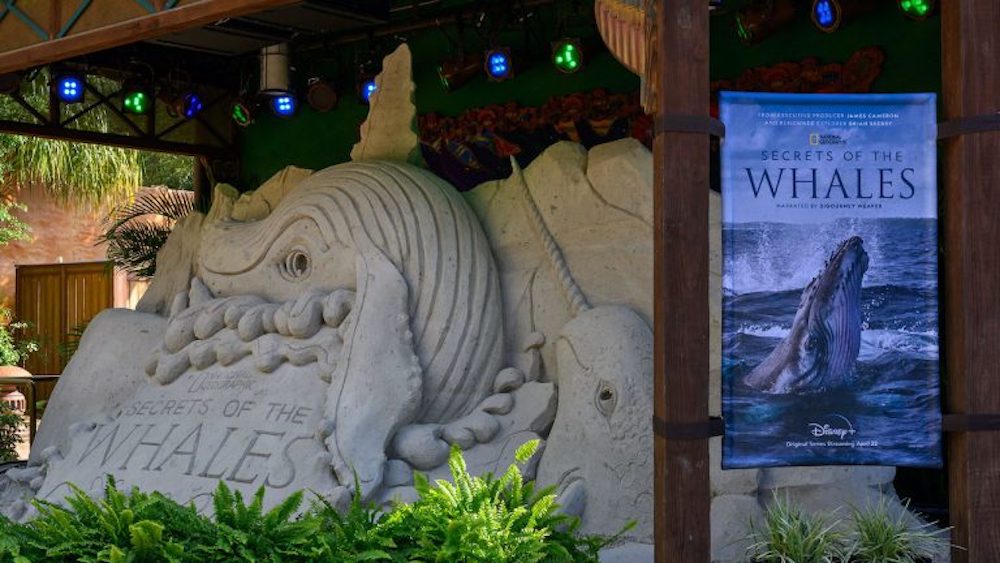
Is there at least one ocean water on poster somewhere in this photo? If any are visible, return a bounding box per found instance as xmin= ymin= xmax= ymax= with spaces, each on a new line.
xmin=722 ymin=217 xmax=941 ymax=468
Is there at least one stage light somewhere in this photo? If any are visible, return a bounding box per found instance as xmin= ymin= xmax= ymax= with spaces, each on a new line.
xmin=898 ymin=0 xmax=934 ymax=20
xmin=306 ymin=78 xmax=338 ymax=112
xmin=123 ymin=87 xmax=151 ymax=115
xmin=0 ymin=73 xmax=20 ymax=96
xmin=179 ymin=92 xmax=203 ymax=119
xmin=551 ymin=38 xmax=583 ymax=74
xmin=438 ymin=55 xmax=481 ymax=91
xmin=812 ymin=0 xmax=839 ymax=31
xmin=360 ymin=78 xmax=377 ymax=103
xmin=232 ymin=100 xmax=253 ymax=127
xmin=270 ymin=94 xmax=297 ymax=117
xmin=54 ymin=73 xmax=85 ymax=104
xmin=485 ymin=47 xmax=513 ymax=81
xmin=736 ymin=0 xmax=796 ymax=44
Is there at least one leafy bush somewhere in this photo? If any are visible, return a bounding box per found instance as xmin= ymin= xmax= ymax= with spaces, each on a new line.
xmin=0 ymin=307 xmax=36 ymax=368
xmin=747 ymin=494 xmax=951 ymax=563
xmin=0 ymin=403 xmax=22 ymax=463
xmin=844 ymin=498 xmax=949 ymax=563
xmin=747 ymin=494 xmax=845 ymax=563
xmin=0 ymin=440 xmax=616 ymax=562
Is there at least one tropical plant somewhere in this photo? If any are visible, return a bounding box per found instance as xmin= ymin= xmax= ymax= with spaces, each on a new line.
xmin=0 ymin=441 xmax=616 ymax=562
xmin=100 ymin=188 xmax=195 ymax=278
xmin=0 ymin=71 xmax=195 ymax=208
xmin=0 ymin=307 xmax=36 ymax=367
xmin=381 ymin=440 xmax=617 ymax=562
xmin=0 ymin=402 xmax=23 ymax=463
xmin=747 ymin=494 xmax=846 ymax=563
xmin=844 ymin=498 xmax=949 ymax=563
xmin=0 ymin=199 xmax=29 ymax=247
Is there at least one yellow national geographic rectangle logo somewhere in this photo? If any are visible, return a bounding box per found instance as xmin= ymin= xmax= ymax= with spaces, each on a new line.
xmin=809 ymin=133 xmax=820 ymax=146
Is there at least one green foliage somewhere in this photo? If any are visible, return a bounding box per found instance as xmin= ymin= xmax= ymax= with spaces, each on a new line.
xmin=100 ymin=188 xmax=195 ymax=278
xmin=844 ymin=498 xmax=949 ymax=563
xmin=0 ymin=403 xmax=22 ymax=463
xmin=0 ymin=72 xmax=195 ymax=208
xmin=0 ymin=307 xmax=37 ymax=367
xmin=0 ymin=200 xmax=29 ymax=248
xmin=139 ymin=153 xmax=194 ymax=191
xmin=0 ymin=440 xmax=613 ymax=562
xmin=747 ymin=495 xmax=846 ymax=563
xmin=381 ymin=440 xmax=613 ymax=562
xmin=748 ymin=495 xmax=952 ymax=563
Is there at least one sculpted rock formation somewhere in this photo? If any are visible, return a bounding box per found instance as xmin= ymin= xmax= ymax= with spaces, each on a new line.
xmin=0 ymin=42 xmax=933 ymax=563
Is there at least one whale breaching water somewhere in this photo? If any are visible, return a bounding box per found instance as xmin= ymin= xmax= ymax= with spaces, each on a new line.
xmin=743 ymin=236 xmax=869 ymax=394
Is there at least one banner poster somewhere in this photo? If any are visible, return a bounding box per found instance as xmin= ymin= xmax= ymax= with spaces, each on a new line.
xmin=720 ymin=92 xmax=942 ymax=469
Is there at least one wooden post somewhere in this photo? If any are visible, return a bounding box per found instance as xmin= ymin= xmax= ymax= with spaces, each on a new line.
xmin=653 ymin=0 xmax=711 ymax=561
xmin=942 ymin=2 xmax=1000 ymax=562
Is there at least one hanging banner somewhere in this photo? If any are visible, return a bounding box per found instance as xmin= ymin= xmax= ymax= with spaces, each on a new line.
xmin=720 ymin=92 xmax=941 ymax=468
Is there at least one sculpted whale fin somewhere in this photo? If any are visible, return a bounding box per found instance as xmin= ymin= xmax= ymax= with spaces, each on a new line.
xmin=325 ymin=249 xmax=423 ymax=499
xmin=351 ymin=44 xmax=424 ymax=166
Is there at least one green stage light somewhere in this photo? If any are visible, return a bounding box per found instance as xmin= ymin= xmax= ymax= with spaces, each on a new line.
xmin=551 ymin=38 xmax=583 ymax=74
xmin=232 ymin=100 xmax=252 ymax=127
xmin=898 ymin=0 xmax=934 ymax=19
xmin=123 ymin=89 xmax=150 ymax=115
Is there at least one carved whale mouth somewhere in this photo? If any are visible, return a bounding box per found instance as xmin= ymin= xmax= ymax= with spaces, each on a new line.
xmin=743 ymin=236 xmax=868 ymax=394
xmin=145 ymin=277 xmax=356 ymax=385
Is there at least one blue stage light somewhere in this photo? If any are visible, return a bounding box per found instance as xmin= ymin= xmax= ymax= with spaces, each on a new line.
xmin=182 ymin=93 xmax=203 ymax=119
xmin=54 ymin=74 xmax=84 ymax=103
xmin=485 ymin=48 xmax=513 ymax=81
xmin=271 ymin=94 xmax=297 ymax=117
xmin=812 ymin=0 xmax=840 ymax=31
xmin=362 ymin=79 xmax=377 ymax=103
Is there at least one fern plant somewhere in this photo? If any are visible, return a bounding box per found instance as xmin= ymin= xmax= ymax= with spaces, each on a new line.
xmin=100 ymin=188 xmax=194 ymax=278
xmin=383 ymin=440 xmax=610 ymax=562
xmin=19 ymin=476 xmax=204 ymax=562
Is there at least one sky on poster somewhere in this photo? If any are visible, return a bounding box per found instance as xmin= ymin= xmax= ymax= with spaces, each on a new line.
xmin=720 ymin=92 xmax=937 ymax=224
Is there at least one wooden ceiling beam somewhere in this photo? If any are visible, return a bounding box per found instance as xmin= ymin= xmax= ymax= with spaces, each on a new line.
xmin=0 ymin=0 xmax=303 ymax=76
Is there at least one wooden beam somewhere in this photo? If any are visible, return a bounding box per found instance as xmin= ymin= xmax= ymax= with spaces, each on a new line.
xmin=0 ymin=118 xmax=235 ymax=159
xmin=942 ymin=1 xmax=1000 ymax=561
xmin=0 ymin=0 xmax=302 ymax=75
xmin=653 ymin=0 xmax=711 ymax=561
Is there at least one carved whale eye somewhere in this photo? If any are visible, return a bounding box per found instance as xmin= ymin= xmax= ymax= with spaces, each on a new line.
xmin=595 ymin=380 xmax=617 ymax=418
xmin=280 ymin=249 xmax=311 ymax=281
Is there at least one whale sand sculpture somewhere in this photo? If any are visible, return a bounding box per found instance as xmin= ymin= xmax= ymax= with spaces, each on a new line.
xmin=744 ymin=236 xmax=869 ymax=394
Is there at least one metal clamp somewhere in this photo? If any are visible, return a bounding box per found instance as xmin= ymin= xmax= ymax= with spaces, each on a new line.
xmin=653 ymin=416 xmax=725 ymax=440
xmin=655 ymin=114 xmax=726 ymax=138
xmin=937 ymin=113 xmax=1000 ymax=139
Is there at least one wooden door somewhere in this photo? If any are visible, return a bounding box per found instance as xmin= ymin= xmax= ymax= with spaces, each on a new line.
xmin=15 ymin=262 xmax=114 ymax=376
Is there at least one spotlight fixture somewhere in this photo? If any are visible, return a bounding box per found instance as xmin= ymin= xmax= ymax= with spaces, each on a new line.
xmin=811 ymin=0 xmax=839 ymax=31
xmin=551 ymin=38 xmax=583 ymax=74
xmin=438 ymin=54 xmax=481 ymax=91
xmin=270 ymin=94 xmax=297 ymax=117
xmin=122 ymin=82 xmax=152 ymax=115
xmin=53 ymin=73 xmax=85 ymax=104
xmin=305 ymin=78 xmax=338 ymax=112
xmin=167 ymin=92 xmax=204 ymax=119
xmin=809 ymin=0 xmax=872 ymax=33
xmin=231 ymin=99 xmax=253 ymax=127
xmin=735 ymin=0 xmax=796 ymax=44
xmin=484 ymin=47 xmax=513 ymax=82
xmin=359 ymin=77 xmax=377 ymax=103
xmin=897 ymin=0 xmax=934 ymax=20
